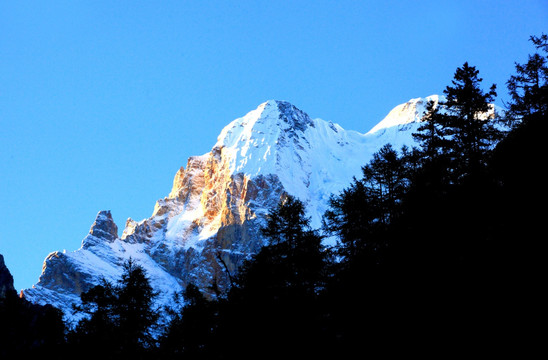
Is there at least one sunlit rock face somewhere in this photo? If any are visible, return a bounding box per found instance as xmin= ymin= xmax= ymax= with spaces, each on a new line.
xmin=22 ymin=98 xmax=446 ymax=321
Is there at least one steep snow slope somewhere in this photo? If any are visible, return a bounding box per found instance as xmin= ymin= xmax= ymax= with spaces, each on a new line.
xmin=23 ymin=97 xmax=442 ymax=322
xmin=365 ymin=95 xmax=442 ymax=148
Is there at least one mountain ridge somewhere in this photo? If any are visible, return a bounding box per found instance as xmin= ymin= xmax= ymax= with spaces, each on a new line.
xmin=22 ymin=96 xmax=442 ymax=322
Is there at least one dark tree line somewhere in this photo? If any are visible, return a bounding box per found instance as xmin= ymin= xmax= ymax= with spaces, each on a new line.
xmin=1 ymin=34 xmax=546 ymax=358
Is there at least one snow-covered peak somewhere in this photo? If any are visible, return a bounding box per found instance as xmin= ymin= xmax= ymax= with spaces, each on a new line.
xmin=212 ymin=100 xmax=317 ymax=179
xmin=215 ymin=100 xmax=313 ymax=150
xmin=366 ymin=95 xmax=441 ymax=135
xmin=25 ymin=95 xmax=463 ymax=326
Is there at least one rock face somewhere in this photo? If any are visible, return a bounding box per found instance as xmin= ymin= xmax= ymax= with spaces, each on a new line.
xmin=22 ymin=98 xmax=443 ymax=321
xmin=0 ymin=254 xmax=17 ymax=301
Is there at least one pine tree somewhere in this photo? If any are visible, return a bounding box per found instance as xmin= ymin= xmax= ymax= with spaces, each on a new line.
xmin=324 ymin=177 xmax=372 ymax=259
xmin=249 ymin=194 xmax=327 ymax=296
xmin=324 ymin=144 xmax=410 ymax=263
xmin=412 ymin=99 xmax=452 ymax=162
xmin=363 ymin=144 xmax=410 ymax=224
xmin=490 ymin=33 xmax=547 ymax=300
xmin=507 ymin=34 xmax=548 ymax=122
xmin=116 ymin=258 xmax=159 ymax=353
xmin=413 ymin=63 xmax=500 ymax=184
xmin=68 ymin=278 xmax=119 ymax=357
xmin=443 ymin=62 xmax=500 ymax=181
xmin=70 ymin=258 xmax=159 ymax=358
xmin=160 ymin=283 xmax=216 ymax=358
xmin=213 ymin=195 xmax=328 ymax=358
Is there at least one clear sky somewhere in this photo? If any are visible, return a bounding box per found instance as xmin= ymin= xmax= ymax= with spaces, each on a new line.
xmin=1 ymin=1 xmax=546 ymax=291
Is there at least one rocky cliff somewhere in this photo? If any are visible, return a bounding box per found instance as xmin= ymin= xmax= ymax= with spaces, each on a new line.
xmin=0 ymin=254 xmax=17 ymax=301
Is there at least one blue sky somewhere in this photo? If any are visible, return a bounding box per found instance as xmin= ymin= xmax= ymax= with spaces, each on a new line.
xmin=1 ymin=1 xmax=546 ymax=291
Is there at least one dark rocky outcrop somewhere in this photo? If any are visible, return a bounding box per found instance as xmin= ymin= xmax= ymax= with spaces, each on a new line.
xmin=0 ymin=254 xmax=17 ymax=301
xmin=1 ymin=254 xmax=66 ymax=357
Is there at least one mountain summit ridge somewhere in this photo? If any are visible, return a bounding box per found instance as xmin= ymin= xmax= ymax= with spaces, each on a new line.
xmin=22 ymin=97 xmax=439 ymax=321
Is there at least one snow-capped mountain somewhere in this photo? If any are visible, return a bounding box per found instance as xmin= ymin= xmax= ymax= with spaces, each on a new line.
xmin=22 ymin=96 xmax=442 ymax=322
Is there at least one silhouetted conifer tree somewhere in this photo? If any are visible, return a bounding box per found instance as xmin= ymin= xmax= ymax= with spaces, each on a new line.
xmin=443 ymin=62 xmax=500 ymax=181
xmin=489 ymin=35 xmax=547 ymax=343
xmin=321 ymin=145 xmax=416 ymax=356
xmin=211 ymin=195 xmax=328 ymax=359
xmin=324 ymin=144 xmax=410 ymax=264
xmin=259 ymin=194 xmax=327 ymax=294
xmin=69 ymin=258 xmax=159 ymax=359
xmin=413 ymin=99 xmax=452 ymax=161
xmin=116 ymin=259 xmax=159 ymax=352
xmin=159 ymin=283 xmax=217 ymax=359
xmin=414 ymin=63 xmax=501 ymax=185
xmin=507 ymin=34 xmax=548 ymax=122
xmin=69 ymin=278 xmax=118 ymax=354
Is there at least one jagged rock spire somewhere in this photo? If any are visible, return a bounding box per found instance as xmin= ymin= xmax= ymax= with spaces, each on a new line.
xmin=82 ymin=210 xmax=119 ymax=249
xmin=89 ymin=210 xmax=118 ymax=241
